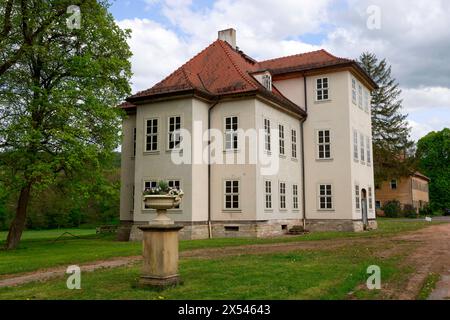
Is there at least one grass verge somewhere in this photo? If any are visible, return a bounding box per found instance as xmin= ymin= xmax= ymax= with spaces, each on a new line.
xmin=0 ymin=244 xmax=409 ymax=300
xmin=0 ymin=219 xmax=444 ymax=276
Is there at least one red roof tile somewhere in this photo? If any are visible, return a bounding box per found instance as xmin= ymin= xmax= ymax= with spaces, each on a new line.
xmin=125 ymin=41 xmax=374 ymax=116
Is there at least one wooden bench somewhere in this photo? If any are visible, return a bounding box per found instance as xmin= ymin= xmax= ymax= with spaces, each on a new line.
xmin=96 ymin=225 xmax=118 ymax=234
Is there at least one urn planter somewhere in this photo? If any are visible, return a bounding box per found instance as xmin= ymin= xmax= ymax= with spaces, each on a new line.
xmin=143 ymin=194 xmax=182 ymax=225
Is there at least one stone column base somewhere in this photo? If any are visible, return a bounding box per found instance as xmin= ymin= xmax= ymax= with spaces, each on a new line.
xmin=138 ymin=224 xmax=184 ymax=289
xmin=138 ymin=274 xmax=182 ymax=288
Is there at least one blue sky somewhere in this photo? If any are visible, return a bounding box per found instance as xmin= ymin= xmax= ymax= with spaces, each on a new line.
xmin=109 ymin=0 xmax=450 ymax=141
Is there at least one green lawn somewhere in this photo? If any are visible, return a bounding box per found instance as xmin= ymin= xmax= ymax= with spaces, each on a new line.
xmin=0 ymin=244 xmax=410 ymax=300
xmin=0 ymin=228 xmax=96 ymax=242
xmin=0 ymin=219 xmax=443 ymax=277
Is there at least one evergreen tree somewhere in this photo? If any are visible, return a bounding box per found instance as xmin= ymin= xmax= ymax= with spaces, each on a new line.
xmin=358 ymin=52 xmax=415 ymax=184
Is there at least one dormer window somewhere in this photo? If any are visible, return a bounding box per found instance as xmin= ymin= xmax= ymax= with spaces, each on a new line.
xmin=262 ymin=74 xmax=272 ymax=91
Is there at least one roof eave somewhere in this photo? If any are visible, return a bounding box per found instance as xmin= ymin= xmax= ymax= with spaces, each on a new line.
xmin=268 ymin=61 xmax=378 ymax=90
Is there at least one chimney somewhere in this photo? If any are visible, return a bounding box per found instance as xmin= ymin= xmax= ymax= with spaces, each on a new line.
xmin=218 ymin=28 xmax=236 ymax=49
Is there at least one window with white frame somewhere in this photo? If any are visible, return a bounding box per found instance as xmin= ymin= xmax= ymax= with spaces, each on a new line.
xmin=168 ymin=116 xmax=181 ymax=150
xmin=262 ymin=73 xmax=272 ymax=91
xmin=318 ymin=184 xmax=333 ymax=210
xmin=293 ymin=184 xmax=299 ymax=210
xmin=143 ymin=180 xmax=157 ymax=209
xmin=144 ymin=181 xmax=157 ymax=190
xmin=316 ymin=77 xmax=329 ymax=101
xmin=264 ymin=180 xmax=272 ymax=209
xmin=368 ymin=187 xmax=373 ymax=210
xmin=279 ymin=182 xmax=286 ymax=209
xmin=291 ymin=129 xmax=297 ymax=158
xmin=145 ymin=119 xmax=158 ymax=151
xmin=366 ymin=136 xmax=371 ymax=165
xmin=364 ymin=90 xmax=370 ymax=113
xmin=360 ymin=133 xmax=365 ymax=162
xmin=358 ymin=84 xmax=363 ymax=109
xmin=168 ymin=180 xmax=181 ymax=209
xmin=279 ymin=124 xmax=285 ymax=155
xmin=224 ymin=180 xmax=239 ymax=210
xmin=390 ymin=179 xmax=397 ymax=190
xmin=353 ymin=129 xmax=359 ymax=161
xmin=317 ymin=130 xmax=331 ymax=159
xmin=355 ymin=185 xmax=360 ymax=210
xmin=264 ymin=118 xmax=271 ymax=152
xmin=133 ymin=127 xmax=136 ymax=156
xmin=225 ymin=116 xmax=238 ymax=150
xmin=352 ymin=78 xmax=357 ymax=105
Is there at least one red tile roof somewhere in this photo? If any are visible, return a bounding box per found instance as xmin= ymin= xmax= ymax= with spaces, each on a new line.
xmin=257 ymin=49 xmax=353 ymax=74
xmin=125 ymin=40 xmax=375 ymax=116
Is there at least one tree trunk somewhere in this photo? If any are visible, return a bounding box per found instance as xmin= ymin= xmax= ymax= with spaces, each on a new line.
xmin=5 ymin=182 xmax=32 ymax=250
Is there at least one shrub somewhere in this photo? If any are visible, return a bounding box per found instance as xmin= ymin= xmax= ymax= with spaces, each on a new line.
xmin=403 ymin=204 xmax=418 ymax=218
xmin=419 ymin=204 xmax=433 ymax=216
xmin=383 ymin=200 xmax=402 ymax=218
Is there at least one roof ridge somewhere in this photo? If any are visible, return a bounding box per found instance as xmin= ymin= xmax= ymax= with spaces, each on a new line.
xmin=181 ymin=68 xmax=195 ymax=88
xmin=258 ymin=49 xmax=326 ymax=64
xmin=218 ymin=40 xmax=258 ymax=90
xmin=320 ymin=49 xmax=353 ymax=62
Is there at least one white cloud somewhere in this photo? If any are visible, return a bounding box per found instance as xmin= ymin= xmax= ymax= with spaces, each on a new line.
xmin=117 ymin=18 xmax=192 ymax=92
xmin=402 ymin=87 xmax=450 ymax=112
xmin=408 ymin=117 xmax=449 ymax=141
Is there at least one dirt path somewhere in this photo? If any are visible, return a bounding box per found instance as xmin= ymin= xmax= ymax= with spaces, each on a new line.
xmin=391 ymin=223 xmax=450 ymax=299
xmin=1 ymin=223 xmax=450 ymax=298
xmin=0 ymin=237 xmax=373 ymax=288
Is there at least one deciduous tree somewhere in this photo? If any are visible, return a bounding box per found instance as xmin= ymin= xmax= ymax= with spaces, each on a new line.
xmin=416 ymin=128 xmax=450 ymax=213
xmin=0 ymin=0 xmax=132 ymax=249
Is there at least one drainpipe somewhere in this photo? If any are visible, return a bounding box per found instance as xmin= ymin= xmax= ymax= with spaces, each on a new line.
xmin=207 ymin=100 xmax=219 ymax=238
xmin=301 ymin=75 xmax=308 ymax=230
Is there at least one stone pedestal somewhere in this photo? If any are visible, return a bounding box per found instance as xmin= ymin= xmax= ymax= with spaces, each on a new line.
xmin=138 ymin=224 xmax=184 ymax=288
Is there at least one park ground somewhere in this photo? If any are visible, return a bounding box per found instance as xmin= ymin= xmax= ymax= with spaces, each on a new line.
xmin=0 ymin=218 xmax=449 ymax=300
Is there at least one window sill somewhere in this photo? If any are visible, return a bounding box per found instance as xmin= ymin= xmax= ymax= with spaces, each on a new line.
xmin=264 ymin=209 xmax=273 ymax=213
xmin=317 ymin=209 xmax=335 ymax=212
xmin=314 ymin=99 xmax=331 ymax=104
xmin=316 ymin=158 xmax=334 ymax=162
xmin=143 ymin=151 xmax=160 ymax=155
xmin=279 ymin=154 xmax=286 ymax=159
xmin=292 ymin=209 xmax=300 ymax=212
xmin=223 ymin=149 xmax=240 ymax=153
xmin=222 ymin=209 xmax=242 ymax=213
xmin=166 ymin=149 xmax=183 ymax=153
xmin=291 ymin=157 xmax=298 ymax=162
xmin=279 ymin=209 xmax=288 ymax=212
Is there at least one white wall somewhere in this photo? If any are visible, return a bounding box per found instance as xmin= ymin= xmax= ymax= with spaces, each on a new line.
xmin=210 ymin=99 xmax=257 ymax=221
xmin=132 ymin=98 xmax=194 ymax=223
xmin=120 ymin=113 xmax=136 ymax=221
xmin=255 ymin=99 xmax=303 ymax=221
xmin=347 ymin=74 xmax=376 ymax=220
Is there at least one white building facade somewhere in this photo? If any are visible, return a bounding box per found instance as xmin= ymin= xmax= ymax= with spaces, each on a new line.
xmin=118 ymin=29 xmax=378 ymax=241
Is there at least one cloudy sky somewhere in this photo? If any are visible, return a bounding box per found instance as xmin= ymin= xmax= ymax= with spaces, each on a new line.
xmin=109 ymin=0 xmax=450 ymax=141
